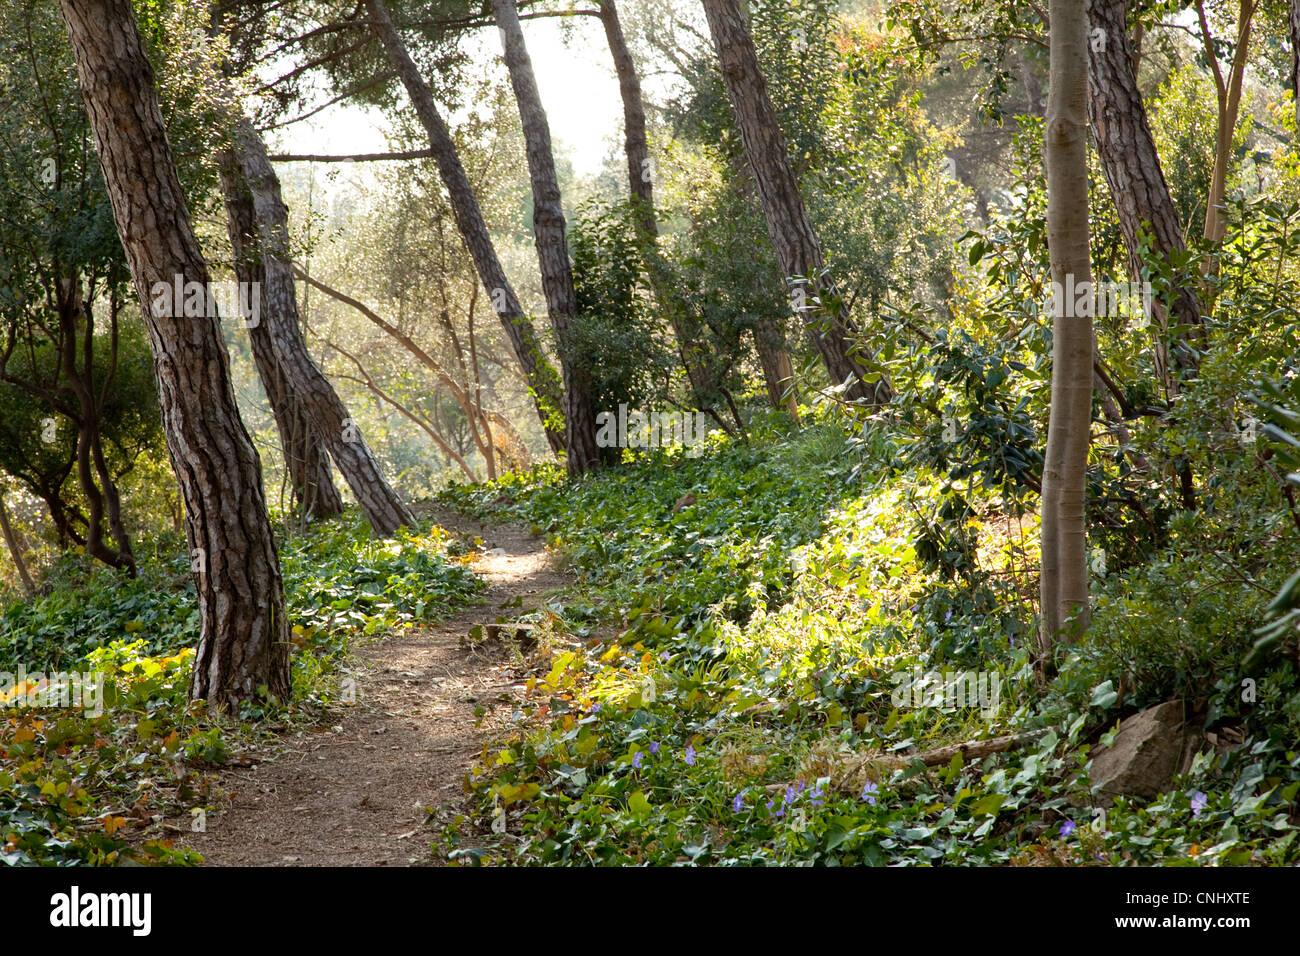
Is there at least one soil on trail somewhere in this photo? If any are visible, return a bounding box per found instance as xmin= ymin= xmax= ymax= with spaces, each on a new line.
xmin=178 ymin=511 xmax=566 ymax=866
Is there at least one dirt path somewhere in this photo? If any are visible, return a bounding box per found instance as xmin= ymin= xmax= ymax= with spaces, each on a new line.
xmin=178 ymin=511 xmax=566 ymax=866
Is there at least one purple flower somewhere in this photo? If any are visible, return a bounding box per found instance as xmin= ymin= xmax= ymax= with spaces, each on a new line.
xmin=660 ymin=651 xmax=671 ymax=661
xmin=765 ymin=799 xmax=775 ymax=813
xmin=809 ymin=784 xmax=825 ymax=807
xmin=1190 ymin=791 xmax=1208 ymax=816
xmin=631 ymin=751 xmax=643 ymax=769
xmin=732 ymin=792 xmax=745 ymax=813
xmin=860 ymin=781 xmax=879 ymax=805
xmin=1059 ymin=820 xmax=1076 ymax=838
xmin=649 ymin=741 xmax=660 ymax=756
xmin=944 ymin=609 xmax=953 ymax=623
xmin=783 ymin=784 xmax=798 ymax=805
xmin=684 ymin=744 xmax=696 ymax=766
xmin=590 ymin=701 xmax=601 ymax=714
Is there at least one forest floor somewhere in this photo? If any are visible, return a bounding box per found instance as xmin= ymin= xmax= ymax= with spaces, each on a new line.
xmin=175 ymin=510 xmax=566 ymax=866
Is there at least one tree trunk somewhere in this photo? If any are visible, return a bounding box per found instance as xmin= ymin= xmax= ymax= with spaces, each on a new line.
xmin=597 ymin=0 xmax=719 ymax=408
xmin=1197 ymin=0 xmax=1255 ymax=246
xmin=1039 ymin=0 xmax=1095 ymax=667
xmin=1087 ymin=0 xmax=1203 ymax=383
xmin=231 ymin=118 xmax=414 ymax=535
xmin=491 ymin=0 xmax=600 ymax=476
xmin=218 ymin=148 xmax=345 ymax=522
xmin=0 ymin=491 xmax=35 ymax=596
xmin=60 ymin=0 xmax=289 ymax=708
xmin=1291 ymin=0 xmax=1300 ymax=134
xmin=700 ymin=0 xmax=889 ymax=407
xmin=753 ymin=318 xmax=799 ymax=415
xmin=58 ymin=278 xmax=136 ymax=573
xmin=365 ymin=0 xmax=566 ymax=457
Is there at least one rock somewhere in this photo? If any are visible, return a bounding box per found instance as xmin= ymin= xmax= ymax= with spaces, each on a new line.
xmin=1088 ymin=700 xmax=1204 ymax=803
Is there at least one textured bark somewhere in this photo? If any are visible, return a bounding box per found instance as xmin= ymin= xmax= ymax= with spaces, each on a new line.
xmin=218 ymin=149 xmax=344 ymax=521
xmin=1039 ymin=0 xmax=1095 ymax=664
xmin=60 ymin=0 xmax=289 ymax=707
xmin=1292 ymin=0 xmax=1300 ymax=133
xmin=231 ymin=119 xmax=414 ymax=535
xmin=1087 ymin=0 xmax=1203 ymax=383
xmin=491 ymin=0 xmax=600 ymax=476
xmin=365 ymin=0 xmax=565 ymax=456
xmin=700 ymin=0 xmax=889 ymax=406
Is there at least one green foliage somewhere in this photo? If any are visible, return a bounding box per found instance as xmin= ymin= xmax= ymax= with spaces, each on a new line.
xmin=0 ymin=514 xmax=483 ymax=673
xmin=0 ymin=513 xmax=482 ymax=865
xmin=567 ymin=200 xmax=677 ymax=418
xmin=437 ymin=407 xmax=1299 ymax=866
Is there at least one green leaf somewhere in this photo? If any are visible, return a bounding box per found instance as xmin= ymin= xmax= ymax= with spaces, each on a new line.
xmin=970 ymin=793 xmax=1006 ymax=817
xmin=1090 ymin=679 xmax=1118 ymax=709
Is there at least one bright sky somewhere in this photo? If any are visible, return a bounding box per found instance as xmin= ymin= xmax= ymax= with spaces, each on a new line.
xmin=273 ymin=16 xmax=627 ymax=178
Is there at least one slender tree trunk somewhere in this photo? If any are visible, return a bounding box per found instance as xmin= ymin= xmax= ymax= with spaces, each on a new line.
xmin=1197 ymin=0 xmax=1256 ymax=246
xmin=1291 ymin=0 xmax=1300 ymax=133
xmin=57 ymin=278 xmax=135 ymax=573
xmin=491 ymin=0 xmax=600 ymax=476
xmin=365 ymin=0 xmax=566 ymax=456
xmin=293 ymin=266 xmax=500 ymax=476
xmin=597 ymin=0 xmax=721 ymax=408
xmin=218 ymin=149 xmax=345 ymax=522
xmin=231 ymin=118 xmax=414 ymax=534
xmin=598 ymin=0 xmax=654 ymax=237
xmin=700 ymin=0 xmax=890 ymax=407
xmin=1087 ymin=0 xmax=1204 ymax=382
xmin=0 ymin=491 xmax=35 ymax=596
xmin=60 ymin=0 xmax=289 ymax=707
xmin=1039 ymin=0 xmax=1095 ymax=669
xmin=326 ymin=338 xmax=478 ymax=481
xmin=753 ymin=318 xmax=799 ymax=415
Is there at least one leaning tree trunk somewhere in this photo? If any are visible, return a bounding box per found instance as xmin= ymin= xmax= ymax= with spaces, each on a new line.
xmin=1291 ymin=0 xmax=1300 ymax=133
xmin=1200 ymin=0 xmax=1255 ymax=247
xmin=0 ymin=491 xmax=35 ymax=596
xmin=231 ymin=119 xmax=414 ymax=535
xmin=599 ymin=0 xmax=788 ymax=416
xmin=1087 ymin=0 xmax=1203 ymax=385
xmin=700 ymin=0 xmax=889 ymax=407
xmin=491 ymin=0 xmax=600 ymax=476
xmin=60 ymin=0 xmax=289 ymax=708
xmin=1039 ymin=0 xmax=1095 ymax=669
xmin=365 ymin=0 xmax=566 ymax=456
xmin=218 ymin=149 xmax=344 ymax=522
